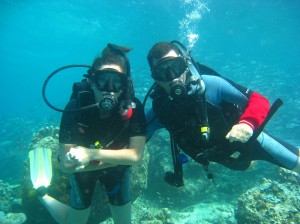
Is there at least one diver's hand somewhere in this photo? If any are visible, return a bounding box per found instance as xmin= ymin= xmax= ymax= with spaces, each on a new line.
xmin=226 ymin=123 xmax=253 ymax=143
xmin=187 ymin=79 xmax=204 ymax=95
xmin=67 ymin=147 xmax=91 ymax=171
xmin=64 ymin=152 xmax=75 ymax=166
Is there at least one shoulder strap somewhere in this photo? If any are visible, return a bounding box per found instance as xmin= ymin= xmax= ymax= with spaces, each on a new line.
xmin=71 ymin=79 xmax=94 ymax=108
xmin=70 ymin=79 xmax=89 ymax=98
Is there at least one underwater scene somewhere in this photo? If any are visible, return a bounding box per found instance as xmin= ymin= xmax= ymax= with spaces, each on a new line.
xmin=0 ymin=0 xmax=299 ymax=223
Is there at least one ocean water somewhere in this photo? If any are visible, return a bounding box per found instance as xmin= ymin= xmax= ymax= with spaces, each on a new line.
xmin=0 ymin=0 xmax=299 ymax=223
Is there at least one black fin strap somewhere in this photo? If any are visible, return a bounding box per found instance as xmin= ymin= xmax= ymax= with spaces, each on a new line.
xmin=165 ymin=134 xmax=184 ymax=187
xmin=203 ymin=163 xmax=213 ymax=179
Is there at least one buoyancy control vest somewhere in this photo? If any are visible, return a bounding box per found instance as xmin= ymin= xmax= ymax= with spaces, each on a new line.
xmin=150 ymin=62 xmax=245 ymax=184
xmin=69 ymin=79 xmax=130 ymax=149
xmin=71 ymin=78 xmax=95 ymax=108
xmin=152 ymin=60 xmax=243 ymax=148
xmin=152 ymin=86 xmax=243 ymax=157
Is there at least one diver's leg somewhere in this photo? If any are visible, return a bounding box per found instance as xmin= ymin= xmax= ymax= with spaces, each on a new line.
xmin=214 ymin=156 xmax=252 ymax=171
xmin=205 ymin=144 xmax=252 ymax=171
xmin=38 ymin=195 xmax=69 ymax=224
xmin=110 ymin=202 xmax=131 ymax=224
xmin=256 ymin=131 xmax=300 ymax=173
xmin=66 ymin=207 xmax=91 ymax=224
xmin=39 ymin=194 xmax=90 ymax=224
xmin=292 ymin=157 xmax=300 ymax=173
xmin=66 ymin=172 xmax=96 ymax=224
xmin=105 ymin=167 xmax=131 ymax=224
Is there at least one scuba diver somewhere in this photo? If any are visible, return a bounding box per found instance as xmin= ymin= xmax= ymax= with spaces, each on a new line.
xmin=31 ymin=43 xmax=146 ymax=224
xmin=145 ymin=40 xmax=300 ymax=187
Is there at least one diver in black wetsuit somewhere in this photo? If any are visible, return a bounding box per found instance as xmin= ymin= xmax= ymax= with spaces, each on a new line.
xmin=39 ymin=44 xmax=146 ymax=224
xmin=145 ymin=41 xmax=300 ymax=186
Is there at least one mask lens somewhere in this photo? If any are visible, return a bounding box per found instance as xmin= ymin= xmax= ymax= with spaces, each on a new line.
xmin=152 ymin=57 xmax=187 ymax=81
xmin=94 ymin=70 xmax=127 ymax=92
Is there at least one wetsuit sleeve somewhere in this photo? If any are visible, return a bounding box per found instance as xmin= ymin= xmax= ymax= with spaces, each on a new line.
xmin=239 ymin=92 xmax=270 ymax=130
xmin=145 ymin=107 xmax=165 ymax=141
xmin=128 ymin=98 xmax=147 ymax=137
xmin=203 ymin=75 xmax=270 ymax=130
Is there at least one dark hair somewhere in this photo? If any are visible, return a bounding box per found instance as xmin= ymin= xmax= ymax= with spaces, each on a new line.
xmin=89 ymin=44 xmax=132 ymax=75
xmin=147 ymin=42 xmax=181 ymax=67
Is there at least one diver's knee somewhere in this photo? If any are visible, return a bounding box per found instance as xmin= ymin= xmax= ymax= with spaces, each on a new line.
xmin=292 ymin=157 xmax=300 ymax=174
xmin=221 ymin=157 xmax=252 ymax=171
xmin=110 ymin=202 xmax=131 ymax=224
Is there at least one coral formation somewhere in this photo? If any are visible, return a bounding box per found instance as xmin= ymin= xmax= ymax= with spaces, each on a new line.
xmin=155 ymin=208 xmax=173 ymax=224
xmin=29 ymin=126 xmax=59 ymax=146
xmin=236 ymin=176 xmax=300 ymax=224
xmin=131 ymin=201 xmax=174 ymax=224
xmin=0 ymin=180 xmax=25 ymax=223
xmin=278 ymin=167 xmax=300 ymax=185
xmin=0 ymin=180 xmax=23 ymax=213
xmin=0 ymin=211 xmax=27 ymax=224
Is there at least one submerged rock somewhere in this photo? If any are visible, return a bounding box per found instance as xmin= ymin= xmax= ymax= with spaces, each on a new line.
xmin=0 ymin=211 xmax=27 ymax=224
xmin=0 ymin=180 xmax=22 ymax=213
xmin=236 ymin=178 xmax=300 ymax=224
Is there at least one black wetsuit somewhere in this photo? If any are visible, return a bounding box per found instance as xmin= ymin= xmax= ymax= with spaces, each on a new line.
xmin=147 ymin=75 xmax=299 ymax=171
xmin=59 ymin=97 xmax=146 ymax=209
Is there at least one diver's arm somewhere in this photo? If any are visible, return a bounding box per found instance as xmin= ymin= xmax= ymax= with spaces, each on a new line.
xmin=203 ymin=75 xmax=270 ymax=143
xmin=96 ymin=135 xmax=146 ymax=165
xmin=204 ymin=75 xmax=270 ymax=130
xmin=225 ymin=92 xmax=270 ymax=143
xmin=59 ymin=143 xmax=77 ymax=173
xmin=59 ymin=143 xmax=116 ymax=173
xmin=145 ymin=107 xmax=164 ymax=141
xmin=238 ymin=92 xmax=270 ymax=130
xmin=68 ymin=136 xmax=146 ymax=171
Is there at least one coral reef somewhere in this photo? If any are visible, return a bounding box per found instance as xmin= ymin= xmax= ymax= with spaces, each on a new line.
xmin=0 ymin=180 xmax=22 ymax=213
xmin=235 ymin=176 xmax=300 ymax=224
xmin=0 ymin=211 xmax=27 ymax=224
xmin=0 ymin=180 xmax=26 ymax=223
xmin=278 ymin=167 xmax=300 ymax=185
xmin=155 ymin=208 xmax=173 ymax=224
xmin=22 ymin=126 xmax=149 ymax=224
xmin=131 ymin=200 xmax=174 ymax=224
xmin=29 ymin=126 xmax=59 ymax=147
xmin=176 ymin=202 xmax=236 ymax=224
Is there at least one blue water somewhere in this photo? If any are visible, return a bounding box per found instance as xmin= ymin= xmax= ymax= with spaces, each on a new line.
xmin=0 ymin=0 xmax=299 ymax=221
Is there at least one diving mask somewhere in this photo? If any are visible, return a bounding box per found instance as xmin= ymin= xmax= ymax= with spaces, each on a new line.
xmin=93 ymin=69 xmax=127 ymax=92
xmin=151 ymin=57 xmax=187 ymax=82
